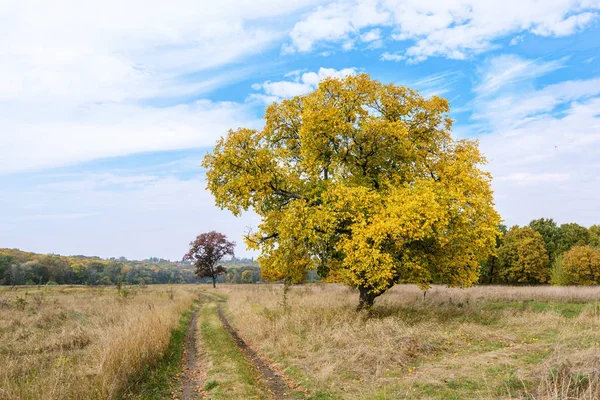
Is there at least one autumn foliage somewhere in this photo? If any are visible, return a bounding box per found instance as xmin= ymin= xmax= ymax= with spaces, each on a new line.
xmin=183 ymin=231 xmax=235 ymax=288
xmin=203 ymin=74 xmax=501 ymax=308
xmin=562 ymin=245 xmax=600 ymax=285
xmin=497 ymin=226 xmax=550 ymax=284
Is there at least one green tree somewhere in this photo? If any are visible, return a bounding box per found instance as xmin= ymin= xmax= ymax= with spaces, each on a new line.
xmin=0 ymin=254 xmax=13 ymax=284
xmin=203 ymin=73 xmax=501 ymax=309
xmin=562 ymin=245 xmax=600 ymax=285
xmin=529 ymin=218 xmax=560 ymax=261
xmin=557 ymin=223 xmax=590 ymax=255
xmin=589 ymin=225 xmax=600 ymax=248
xmin=498 ymin=226 xmax=550 ymax=284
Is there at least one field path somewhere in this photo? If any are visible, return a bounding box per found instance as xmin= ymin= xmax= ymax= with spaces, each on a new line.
xmin=181 ymin=306 xmax=203 ymax=400
xmin=216 ymin=304 xmax=294 ymax=399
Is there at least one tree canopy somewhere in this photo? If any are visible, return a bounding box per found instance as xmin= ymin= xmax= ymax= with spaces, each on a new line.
xmin=590 ymin=225 xmax=600 ymax=248
xmin=529 ymin=218 xmax=560 ymax=262
xmin=0 ymin=248 xmax=206 ymax=285
xmin=203 ymin=73 xmax=501 ymax=308
xmin=183 ymin=231 xmax=235 ymax=288
xmin=497 ymin=226 xmax=549 ymax=284
xmin=562 ymin=245 xmax=600 ymax=285
xmin=557 ymin=223 xmax=590 ymax=255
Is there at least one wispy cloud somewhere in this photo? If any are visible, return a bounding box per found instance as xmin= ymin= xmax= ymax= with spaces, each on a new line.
xmin=473 ymin=77 xmax=600 ymax=125
xmin=411 ymin=71 xmax=463 ymax=97
xmin=509 ymin=35 xmax=524 ymax=46
xmin=471 ymin=53 xmax=600 ymax=226
xmin=0 ymin=0 xmax=321 ymax=175
xmin=474 ymin=54 xmax=567 ymax=96
xmin=0 ymin=100 xmax=260 ymax=174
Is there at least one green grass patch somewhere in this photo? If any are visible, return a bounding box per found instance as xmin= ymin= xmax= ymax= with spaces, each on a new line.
xmin=204 ymin=379 xmax=219 ymax=391
xmin=199 ymin=302 xmax=266 ymax=399
xmin=307 ymin=392 xmax=338 ymax=400
xmin=500 ymin=373 xmax=534 ymax=398
xmin=480 ymin=301 xmax=587 ymax=318
xmin=523 ymin=350 xmax=550 ymax=365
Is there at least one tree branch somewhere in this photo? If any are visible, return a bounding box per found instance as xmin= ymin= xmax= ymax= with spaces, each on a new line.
xmin=269 ymin=184 xmax=304 ymax=200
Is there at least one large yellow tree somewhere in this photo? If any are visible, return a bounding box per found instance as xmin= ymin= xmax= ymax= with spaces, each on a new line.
xmin=203 ymin=74 xmax=501 ymax=309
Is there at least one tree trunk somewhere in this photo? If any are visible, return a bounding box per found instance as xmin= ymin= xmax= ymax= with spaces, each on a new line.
xmin=212 ymin=276 xmax=216 ymax=288
xmin=357 ymin=286 xmax=377 ymax=311
xmin=282 ymin=280 xmax=290 ymax=310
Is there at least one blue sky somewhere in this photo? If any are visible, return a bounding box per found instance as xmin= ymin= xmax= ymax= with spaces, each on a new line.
xmin=1 ymin=0 xmax=599 ymax=260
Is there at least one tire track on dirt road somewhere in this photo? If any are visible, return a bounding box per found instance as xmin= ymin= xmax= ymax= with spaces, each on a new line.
xmin=216 ymin=304 xmax=297 ymax=399
xmin=181 ymin=306 xmax=203 ymax=400
xmin=219 ymin=305 xmax=298 ymax=399
xmin=195 ymin=292 xmax=301 ymax=399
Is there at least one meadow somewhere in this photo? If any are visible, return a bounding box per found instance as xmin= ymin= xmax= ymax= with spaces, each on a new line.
xmin=222 ymin=284 xmax=600 ymax=399
xmin=0 ymin=285 xmax=197 ymax=400
xmin=1 ymin=284 xmax=600 ymax=399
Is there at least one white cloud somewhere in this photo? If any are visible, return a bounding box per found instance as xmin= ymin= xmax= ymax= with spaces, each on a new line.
xmin=471 ymin=55 xmax=600 ymax=226
xmin=287 ymin=0 xmax=600 ymax=61
xmin=530 ymin=11 xmax=597 ymax=36
xmin=360 ymin=28 xmax=382 ymax=42
xmin=411 ymin=70 xmax=463 ymax=97
xmin=480 ymin=97 xmax=600 ymax=226
xmin=0 ymin=100 xmax=260 ymax=174
xmin=473 ymin=77 xmax=600 ymax=126
xmin=250 ymin=67 xmax=357 ymax=103
xmin=509 ymin=35 xmax=524 ymax=46
xmin=0 ymin=0 xmax=322 ymax=103
xmin=289 ymin=0 xmax=390 ymax=52
xmin=0 ymin=0 xmax=323 ymax=174
xmin=474 ymin=54 xmax=567 ymax=96
xmin=380 ymin=52 xmax=405 ymax=61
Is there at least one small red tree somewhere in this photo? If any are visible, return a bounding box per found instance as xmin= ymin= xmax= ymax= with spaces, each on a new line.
xmin=183 ymin=231 xmax=235 ymax=288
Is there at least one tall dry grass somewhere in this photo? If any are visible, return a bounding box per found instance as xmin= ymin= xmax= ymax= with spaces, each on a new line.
xmin=0 ymin=285 xmax=198 ymax=400
xmin=222 ymin=284 xmax=600 ymax=399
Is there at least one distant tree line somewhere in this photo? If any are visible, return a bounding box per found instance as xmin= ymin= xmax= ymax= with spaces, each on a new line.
xmin=219 ymin=266 xmax=320 ymax=284
xmin=480 ymin=219 xmax=600 ymax=285
xmin=3 ymin=218 xmax=597 ymax=287
xmin=0 ymin=248 xmax=260 ymax=286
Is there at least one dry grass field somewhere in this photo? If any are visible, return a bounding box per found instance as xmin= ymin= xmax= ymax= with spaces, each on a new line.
xmin=220 ymin=284 xmax=600 ymax=399
xmin=0 ymin=285 xmax=197 ymax=400
xmin=2 ymin=283 xmax=600 ymax=399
